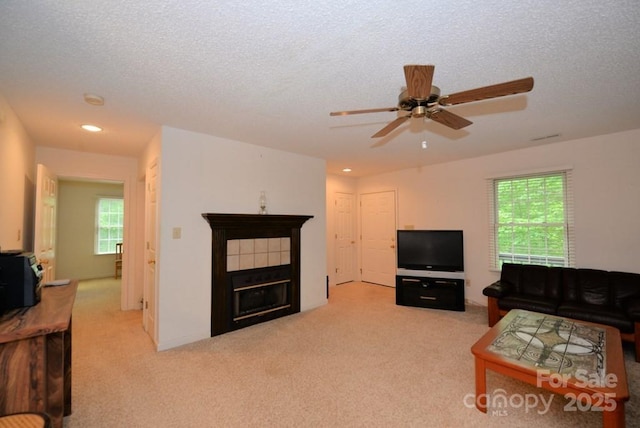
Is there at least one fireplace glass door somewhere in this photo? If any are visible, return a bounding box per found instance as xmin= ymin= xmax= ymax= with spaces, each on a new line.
xmin=233 ymin=280 xmax=290 ymax=321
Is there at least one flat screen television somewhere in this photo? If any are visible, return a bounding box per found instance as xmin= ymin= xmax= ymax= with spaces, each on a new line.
xmin=397 ymin=230 xmax=464 ymax=272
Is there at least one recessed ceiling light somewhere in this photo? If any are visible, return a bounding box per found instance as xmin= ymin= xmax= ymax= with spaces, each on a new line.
xmin=421 ymin=140 xmax=428 ymax=149
xmin=81 ymin=124 xmax=103 ymax=132
xmin=342 ymin=168 xmax=352 ymax=172
xmin=83 ymin=93 xmax=104 ymax=106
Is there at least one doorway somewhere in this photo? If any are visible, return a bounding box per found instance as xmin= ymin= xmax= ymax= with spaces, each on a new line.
xmin=33 ymin=152 xmax=142 ymax=314
xmin=55 ymin=178 xmax=125 ymax=281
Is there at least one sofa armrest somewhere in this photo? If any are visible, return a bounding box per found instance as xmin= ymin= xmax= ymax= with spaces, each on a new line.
xmin=626 ymin=298 xmax=640 ymax=321
xmin=482 ymin=280 xmax=511 ymax=299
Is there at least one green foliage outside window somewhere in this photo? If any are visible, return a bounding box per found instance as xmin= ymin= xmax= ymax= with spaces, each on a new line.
xmin=96 ymin=198 xmax=124 ymax=254
xmin=495 ymin=174 xmax=568 ymax=267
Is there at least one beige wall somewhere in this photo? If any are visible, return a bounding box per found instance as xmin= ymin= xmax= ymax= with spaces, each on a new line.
xmin=355 ymin=129 xmax=640 ymax=306
xmin=0 ymin=94 xmax=35 ymax=252
xmin=57 ymin=180 xmax=124 ymax=280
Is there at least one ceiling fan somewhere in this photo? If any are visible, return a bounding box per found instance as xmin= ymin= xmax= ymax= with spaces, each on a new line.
xmin=330 ymin=65 xmax=534 ymax=138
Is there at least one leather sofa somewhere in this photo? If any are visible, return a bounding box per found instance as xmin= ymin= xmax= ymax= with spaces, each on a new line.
xmin=482 ymin=263 xmax=640 ymax=362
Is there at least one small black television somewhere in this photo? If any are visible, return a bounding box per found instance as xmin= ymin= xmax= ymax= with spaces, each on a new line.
xmin=397 ymin=230 xmax=464 ymax=272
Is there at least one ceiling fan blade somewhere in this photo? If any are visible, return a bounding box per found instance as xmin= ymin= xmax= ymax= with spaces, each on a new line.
xmin=330 ymin=107 xmax=399 ymax=116
xmin=428 ymin=108 xmax=473 ymax=130
xmin=371 ymin=115 xmax=411 ymax=138
xmin=439 ymin=77 xmax=534 ymax=106
xmin=404 ymin=65 xmax=435 ymax=100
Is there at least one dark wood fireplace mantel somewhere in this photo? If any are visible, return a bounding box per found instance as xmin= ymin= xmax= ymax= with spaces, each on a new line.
xmin=202 ymin=213 xmax=313 ymax=336
xmin=202 ymin=214 xmax=313 ymax=237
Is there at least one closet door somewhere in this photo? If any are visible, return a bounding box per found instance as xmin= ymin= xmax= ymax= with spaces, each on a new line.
xmin=335 ymin=192 xmax=356 ymax=284
xmin=360 ymin=190 xmax=396 ymax=287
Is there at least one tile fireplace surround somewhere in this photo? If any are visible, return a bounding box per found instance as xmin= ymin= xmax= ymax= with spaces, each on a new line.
xmin=202 ymin=213 xmax=313 ymax=336
xmin=227 ymin=237 xmax=291 ymax=271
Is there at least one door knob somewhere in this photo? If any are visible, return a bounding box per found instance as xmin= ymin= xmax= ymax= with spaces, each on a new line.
xmin=148 ymin=260 xmax=156 ymax=265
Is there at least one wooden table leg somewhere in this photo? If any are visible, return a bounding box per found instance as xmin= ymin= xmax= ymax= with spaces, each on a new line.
xmin=603 ymin=401 xmax=625 ymax=428
xmin=47 ymin=331 xmax=65 ymax=428
xmin=64 ymin=318 xmax=72 ymax=416
xmin=474 ymin=357 xmax=487 ymax=413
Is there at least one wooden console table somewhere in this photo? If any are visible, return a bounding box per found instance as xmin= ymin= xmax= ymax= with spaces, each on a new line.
xmin=0 ymin=281 xmax=77 ymax=428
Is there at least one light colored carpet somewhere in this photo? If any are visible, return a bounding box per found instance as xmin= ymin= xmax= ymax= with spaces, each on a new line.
xmin=66 ymin=279 xmax=639 ymax=427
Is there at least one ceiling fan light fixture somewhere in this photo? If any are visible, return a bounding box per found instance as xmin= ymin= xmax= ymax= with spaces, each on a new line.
xmin=412 ymin=105 xmax=427 ymax=117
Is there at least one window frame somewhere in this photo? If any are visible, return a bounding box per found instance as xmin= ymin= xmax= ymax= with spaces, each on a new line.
xmin=95 ymin=197 xmax=124 ymax=255
xmin=488 ymin=169 xmax=575 ymax=270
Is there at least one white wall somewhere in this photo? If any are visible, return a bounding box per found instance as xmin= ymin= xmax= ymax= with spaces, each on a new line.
xmin=357 ymin=129 xmax=640 ymax=306
xmin=35 ymin=147 xmax=143 ymax=310
xmin=0 ymin=94 xmax=35 ymax=252
xmin=155 ymin=126 xmax=327 ymax=350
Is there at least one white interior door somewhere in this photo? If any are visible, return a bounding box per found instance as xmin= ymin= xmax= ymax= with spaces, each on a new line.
xmin=143 ymin=160 xmax=158 ymax=343
xmin=360 ymin=190 xmax=396 ymax=287
xmin=34 ymin=164 xmax=57 ymax=283
xmin=334 ymin=192 xmax=356 ymax=285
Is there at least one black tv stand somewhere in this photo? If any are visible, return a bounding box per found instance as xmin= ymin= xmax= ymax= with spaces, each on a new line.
xmin=395 ymin=269 xmax=465 ymax=312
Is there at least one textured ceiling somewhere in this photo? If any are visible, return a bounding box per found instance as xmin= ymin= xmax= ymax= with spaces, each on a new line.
xmin=1 ymin=1 xmax=639 ymax=177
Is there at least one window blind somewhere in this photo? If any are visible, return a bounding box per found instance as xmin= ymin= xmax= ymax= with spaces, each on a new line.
xmin=488 ymin=169 xmax=574 ymax=270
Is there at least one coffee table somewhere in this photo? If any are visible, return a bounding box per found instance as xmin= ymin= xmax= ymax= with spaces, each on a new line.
xmin=471 ymin=309 xmax=629 ymax=427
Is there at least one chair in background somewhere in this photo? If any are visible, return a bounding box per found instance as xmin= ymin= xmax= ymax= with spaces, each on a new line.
xmin=115 ymin=242 xmax=123 ymax=279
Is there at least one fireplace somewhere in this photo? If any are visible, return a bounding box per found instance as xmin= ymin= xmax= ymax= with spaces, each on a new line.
xmin=202 ymin=213 xmax=313 ymax=336
xmin=230 ymin=265 xmax=291 ymax=329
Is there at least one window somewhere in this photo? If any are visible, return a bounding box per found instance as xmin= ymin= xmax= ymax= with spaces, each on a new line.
xmin=488 ymin=170 xmax=574 ymax=269
xmin=96 ymin=197 xmax=124 ymax=254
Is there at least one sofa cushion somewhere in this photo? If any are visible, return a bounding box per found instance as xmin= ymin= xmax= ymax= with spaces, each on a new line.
xmin=500 ymin=263 xmax=522 ymax=290
xmin=578 ymin=269 xmax=612 ymax=306
xmin=609 ymin=271 xmax=640 ymax=311
xmin=518 ymin=265 xmax=549 ymax=297
xmin=498 ymin=294 xmax=559 ymax=315
xmin=627 ymin=299 xmax=640 ymax=320
xmin=562 ymin=268 xmax=580 ymax=303
xmin=562 ymin=268 xmax=614 ymax=307
xmin=547 ymin=267 xmax=563 ymax=300
xmin=500 ymin=263 xmax=563 ymax=300
xmin=557 ymin=303 xmax=634 ymax=333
